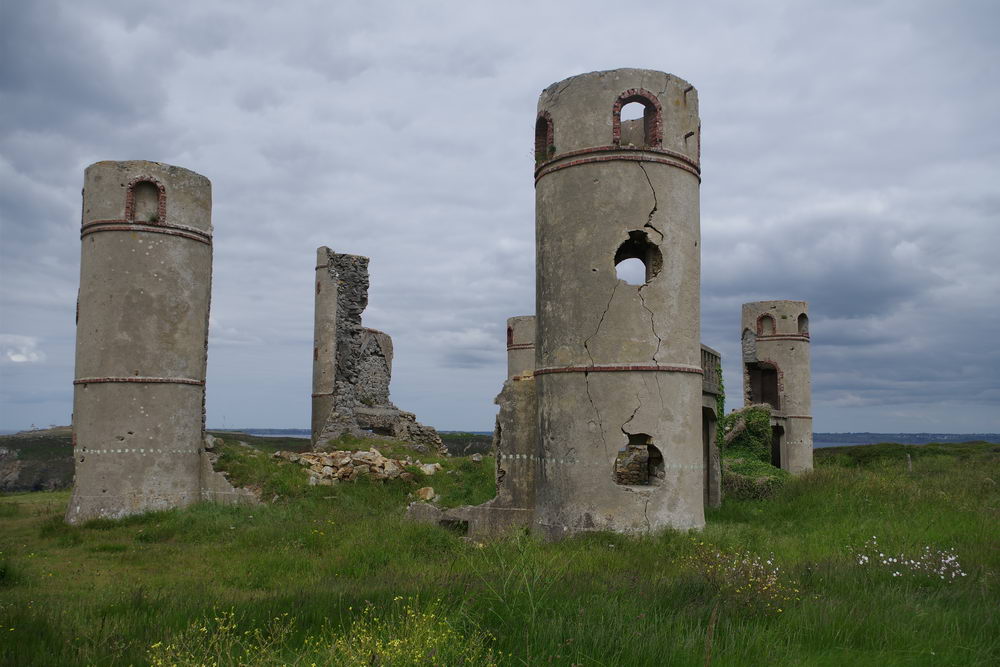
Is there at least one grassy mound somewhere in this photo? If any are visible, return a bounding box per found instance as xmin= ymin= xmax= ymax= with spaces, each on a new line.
xmin=1 ymin=436 xmax=998 ymax=665
xmin=722 ymin=454 xmax=791 ymax=500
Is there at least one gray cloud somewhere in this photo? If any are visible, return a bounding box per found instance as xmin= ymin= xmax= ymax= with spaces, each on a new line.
xmin=1 ymin=0 xmax=997 ymax=432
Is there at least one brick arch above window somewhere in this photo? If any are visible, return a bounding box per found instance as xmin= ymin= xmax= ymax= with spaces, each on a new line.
xmin=125 ymin=177 xmax=167 ymax=223
xmin=757 ymin=313 xmax=776 ymax=336
xmin=612 ymin=88 xmax=663 ymax=148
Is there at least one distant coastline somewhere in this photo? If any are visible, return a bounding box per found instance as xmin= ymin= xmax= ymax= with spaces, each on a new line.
xmin=203 ymin=428 xmax=999 ymax=448
xmin=2 ymin=427 xmax=996 ymax=447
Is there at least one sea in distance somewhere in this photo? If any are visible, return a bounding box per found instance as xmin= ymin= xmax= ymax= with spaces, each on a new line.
xmin=206 ymin=429 xmax=1000 ymax=448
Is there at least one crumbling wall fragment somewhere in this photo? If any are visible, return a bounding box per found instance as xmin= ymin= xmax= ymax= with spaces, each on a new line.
xmin=312 ymin=246 xmax=444 ymax=453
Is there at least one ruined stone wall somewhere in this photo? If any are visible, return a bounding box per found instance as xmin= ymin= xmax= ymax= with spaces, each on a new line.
xmin=312 ymin=247 xmax=443 ymax=453
xmin=67 ymin=160 xmax=213 ymax=524
xmin=409 ymin=315 xmax=538 ymax=537
xmin=741 ymin=300 xmax=813 ymax=474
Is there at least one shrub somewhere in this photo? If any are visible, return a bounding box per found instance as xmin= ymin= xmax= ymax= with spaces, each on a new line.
xmin=683 ymin=541 xmax=799 ymax=615
xmin=721 ymin=456 xmax=790 ymax=500
xmin=147 ymin=600 xmax=498 ymax=667
xmin=720 ymin=405 xmax=772 ymax=462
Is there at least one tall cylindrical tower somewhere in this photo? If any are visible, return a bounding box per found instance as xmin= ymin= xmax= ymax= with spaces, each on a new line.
xmin=312 ymin=246 xmax=339 ymax=445
xmin=740 ymin=300 xmax=813 ymax=473
xmin=506 ymin=315 xmax=535 ymax=378
xmin=67 ymin=160 xmax=213 ymax=524
xmin=533 ymin=69 xmax=704 ymax=537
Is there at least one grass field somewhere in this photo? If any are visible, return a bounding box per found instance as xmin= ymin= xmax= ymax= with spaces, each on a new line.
xmin=1 ymin=437 xmax=997 ymax=665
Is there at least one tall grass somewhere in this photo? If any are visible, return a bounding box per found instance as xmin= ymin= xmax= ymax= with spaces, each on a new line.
xmin=1 ymin=439 xmax=996 ymax=665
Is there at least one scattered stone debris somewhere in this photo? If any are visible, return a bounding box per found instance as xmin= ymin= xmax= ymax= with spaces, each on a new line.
xmin=415 ymin=486 xmax=436 ymax=501
xmin=272 ymin=448 xmax=435 ymax=484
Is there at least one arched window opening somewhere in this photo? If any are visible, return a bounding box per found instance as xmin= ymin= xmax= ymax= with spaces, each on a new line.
xmin=613 ymin=433 xmax=664 ymax=486
xmin=131 ymin=180 xmax=161 ymax=222
xmin=797 ymin=313 xmax=809 ymax=334
xmin=757 ymin=314 xmax=776 ymax=336
xmin=612 ymin=89 xmax=662 ymax=148
xmin=747 ymin=362 xmax=781 ymax=410
xmin=534 ymin=112 xmax=554 ymax=163
xmin=619 ymin=102 xmax=648 ymax=147
xmin=614 ymin=230 xmax=662 ymax=286
xmin=506 ymin=326 xmax=514 ymax=347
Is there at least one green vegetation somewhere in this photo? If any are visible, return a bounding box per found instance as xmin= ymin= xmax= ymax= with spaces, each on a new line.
xmin=0 ymin=428 xmax=72 ymax=462
xmin=1 ymin=437 xmax=997 ymax=665
xmin=718 ymin=405 xmax=789 ymax=499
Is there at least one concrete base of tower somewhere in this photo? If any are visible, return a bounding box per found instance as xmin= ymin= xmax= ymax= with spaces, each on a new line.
xmin=66 ymin=382 xmax=204 ymax=524
xmin=784 ymin=416 xmax=814 ymax=474
xmin=532 ymin=370 xmax=706 ymax=538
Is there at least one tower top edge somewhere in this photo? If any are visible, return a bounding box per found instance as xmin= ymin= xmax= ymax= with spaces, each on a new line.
xmin=540 ymin=68 xmax=694 ymax=97
xmin=742 ymin=300 xmax=809 ymax=309
xmin=85 ymin=160 xmax=211 ymax=185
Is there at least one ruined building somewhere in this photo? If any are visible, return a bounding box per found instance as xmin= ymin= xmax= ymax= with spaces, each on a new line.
xmin=412 ymin=68 xmax=727 ymax=538
xmin=67 ymin=161 xmax=254 ymax=524
xmin=311 ymin=247 xmax=443 ymax=453
xmin=741 ymin=300 xmax=813 ymax=474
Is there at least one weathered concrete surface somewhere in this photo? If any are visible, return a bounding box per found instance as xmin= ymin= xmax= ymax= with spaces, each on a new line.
xmin=408 ymin=316 xmax=539 ymax=539
xmin=701 ymin=345 xmax=722 ymax=509
xmin=312 ymin=247 xmax=444 ymax=453
xmin=312 ymin=247 xmax=338 ymax=443
xmin=533 ymin=69 xmax=705 ymax=537
xmin=741 ymin=300 xmax=813 ymax=474
xmin=506 ymin=316 xmax=535 ymax=378
xmin=439 ymin=374 xmax=538 ymax=538
xmin=67 ymin=160 xmax=213 ymax=524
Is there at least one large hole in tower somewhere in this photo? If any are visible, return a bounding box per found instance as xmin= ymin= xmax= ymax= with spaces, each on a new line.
xmin=614 ymin=230 xmax=662 ymax=285
xmin=747 ymin=362 xmax=781 ymax=410
xmin=132 ymin=181 xmax=160 ymax=222
xmin=798 ymin=313 xmax=809 ymax=334
xmin=613 ymin=433 xmax=665 ymax=486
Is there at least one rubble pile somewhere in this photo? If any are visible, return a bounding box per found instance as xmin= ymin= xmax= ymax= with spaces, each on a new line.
xmin=272 ymin=448 xmax=441 ymax=486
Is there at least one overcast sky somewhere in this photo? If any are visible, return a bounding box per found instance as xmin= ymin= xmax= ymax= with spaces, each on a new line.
xmin=1 ymin=0 xmax=998 ymax=433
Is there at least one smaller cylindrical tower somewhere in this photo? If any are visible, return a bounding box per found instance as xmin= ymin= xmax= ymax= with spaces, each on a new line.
xmin=312 ymin=247 xmax=339 ymax=445
xmin=67 ymin=160 xmax=213 ymax=524
xmin=506 ymin=316 xmax=535 ymax=378
xmin=740 ymin=300 xmax=812 ymax=473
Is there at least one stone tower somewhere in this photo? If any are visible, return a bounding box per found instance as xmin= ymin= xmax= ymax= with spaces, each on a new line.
xmin=532 ymin=69 xmax=704 ymax=537
xmin=67 ymin=161 xmax=213 ymax=524
xmin=741 ymin=300 xmax=813 ymax=474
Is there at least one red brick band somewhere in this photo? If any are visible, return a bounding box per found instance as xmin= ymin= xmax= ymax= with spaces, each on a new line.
xmin=535 ymin=151 xmax=700 ymax=185
xmin=757 ymin=334 xmax=810 ymax=342
xmin=311 ymin=392 xmax=335 ymax=398
xmin=82 ymin=220 xmax=212 ymax=245
xmin=506 ymin=343 xmax=534 ymax=351
xmin=74 ymin=376 xmax=205 ymax=386
xmin=784 ymin=415 xmax=812 ymax=419
xmin=535 ymin=364 xmax=703 ymax=377
xmin=535 ymin=144 xmax=699 ymax=175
